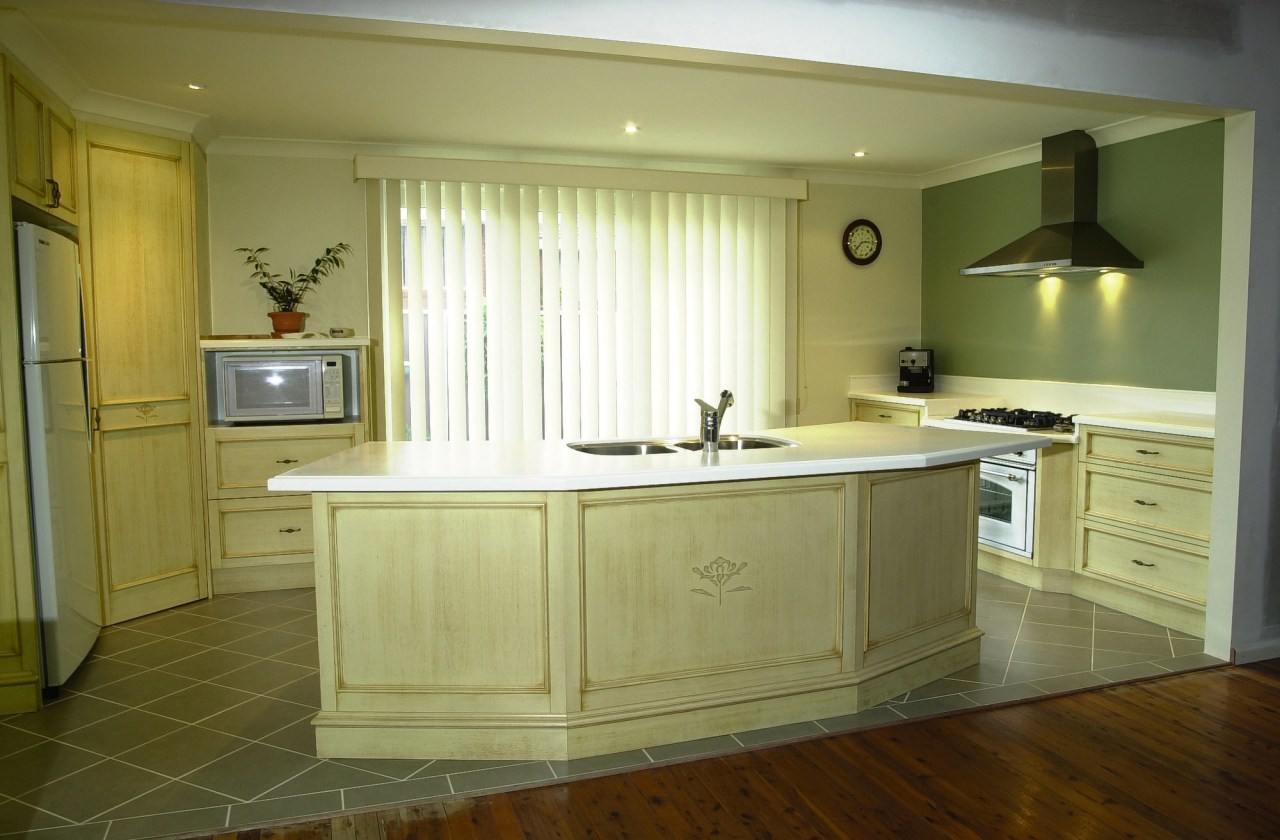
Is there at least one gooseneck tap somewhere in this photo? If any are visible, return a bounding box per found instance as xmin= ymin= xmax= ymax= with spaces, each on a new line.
xmin=695 ymin=390 xmax=734 ymax=452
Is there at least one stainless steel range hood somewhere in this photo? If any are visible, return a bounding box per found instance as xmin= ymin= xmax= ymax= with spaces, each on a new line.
xmin=960 ymin=130 xmax=1143 ymax=277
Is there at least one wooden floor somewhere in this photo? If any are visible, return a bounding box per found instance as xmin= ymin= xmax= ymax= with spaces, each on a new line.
xmin=207 ymin=659 xmax=1280 ymax=840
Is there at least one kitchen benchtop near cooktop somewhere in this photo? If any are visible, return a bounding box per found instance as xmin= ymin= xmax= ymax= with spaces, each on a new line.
xmin=268 ymin=420 xmax=1049 ymax=493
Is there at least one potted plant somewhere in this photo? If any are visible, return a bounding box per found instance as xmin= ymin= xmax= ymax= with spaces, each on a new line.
xmin=236 ymin=242 xmax=353 ymax=336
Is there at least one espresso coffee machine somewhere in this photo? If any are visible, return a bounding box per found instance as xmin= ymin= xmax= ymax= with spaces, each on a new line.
xmin=897 ymin=346 xmax=934 ymax=393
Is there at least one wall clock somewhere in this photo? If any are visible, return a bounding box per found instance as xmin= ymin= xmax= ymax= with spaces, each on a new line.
xmin=842 ymin=219 xmax=882 ymax=265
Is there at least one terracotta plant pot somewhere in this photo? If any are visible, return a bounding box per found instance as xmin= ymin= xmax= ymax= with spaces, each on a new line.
xmin=267 ymin=310 xmax=307 ymax=337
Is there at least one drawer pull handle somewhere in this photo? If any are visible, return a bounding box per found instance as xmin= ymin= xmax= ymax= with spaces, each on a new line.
xmin=1131 ymin=558 xmax=1156 ymax=567
xmin=1005 ymin=474 xmax=1025 ymax=483
xmin=1135 ymin=449 xmax=1160 ymax=455
xmin=1132 ymin=499 xmax=1158 ymax=507
xmin=877 ymin=414 xmax=893 ymax=419
xmin=279 ymin=527 xmax=302 ymax=533
xmin=276 ymin=458 xmax=299 ymax=464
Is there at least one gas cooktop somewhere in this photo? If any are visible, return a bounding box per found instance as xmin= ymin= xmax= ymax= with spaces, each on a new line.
xmin=953 ymin=407 xmax=1075 ymax=432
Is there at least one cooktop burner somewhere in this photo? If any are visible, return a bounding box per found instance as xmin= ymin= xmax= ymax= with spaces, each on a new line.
xmin=954 ymin=407 xmax=1074 ymax=432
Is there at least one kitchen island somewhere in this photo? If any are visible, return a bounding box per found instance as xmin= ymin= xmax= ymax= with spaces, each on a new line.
xmin=270 ymin=421 xmax=1047 ymax=760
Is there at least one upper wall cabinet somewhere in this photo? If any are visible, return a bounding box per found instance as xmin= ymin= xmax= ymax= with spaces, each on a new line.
xmin=6 ymin=58 xmax=78 ymax=224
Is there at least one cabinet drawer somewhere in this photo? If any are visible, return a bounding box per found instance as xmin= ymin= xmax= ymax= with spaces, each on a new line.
xmin=1078 ymin=464 xmax=1211 ymax=542
xmin=207 ymin=426 xmax=363 ymax=497
xmin=852 ymin=401 xmax=921 ymax=426
xmin=209 ymin=498 xmax=313 ymax=568
xmin=1079 ymin=427 xmax=1213 ymax=478
xmin=1076 ymin=521 xmax=1207 ymax=605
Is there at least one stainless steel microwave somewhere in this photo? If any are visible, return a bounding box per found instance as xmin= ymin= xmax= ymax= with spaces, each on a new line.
xmin=215 ymin=352 xmax=347 ymax=423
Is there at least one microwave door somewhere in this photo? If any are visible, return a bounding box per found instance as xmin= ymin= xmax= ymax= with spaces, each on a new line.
xmin=228 ymin=362 xmax=319 ymax=417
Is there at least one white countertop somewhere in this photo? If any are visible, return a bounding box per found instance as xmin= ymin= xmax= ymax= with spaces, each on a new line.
xmin=1073 ymin=411 xmax=1215 ymax=438
xmin=267 ymin=421 xmax=1051 ymax=493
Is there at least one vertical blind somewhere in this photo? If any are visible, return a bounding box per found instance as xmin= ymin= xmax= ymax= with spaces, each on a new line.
xmin=377 ymin=179 xmax=789 ymax=442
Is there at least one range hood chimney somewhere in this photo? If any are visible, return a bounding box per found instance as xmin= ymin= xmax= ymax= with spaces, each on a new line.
xmin=959 ymin=130 xmax=1143 ymax=277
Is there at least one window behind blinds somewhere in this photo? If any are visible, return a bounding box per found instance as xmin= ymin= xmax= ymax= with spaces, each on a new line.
xmin=375 ymin=179 xmax=790 ymax=442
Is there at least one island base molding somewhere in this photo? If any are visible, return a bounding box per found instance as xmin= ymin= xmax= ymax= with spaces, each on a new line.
xmin=309 ymin=465 xmax=983 ymax=761
xmin=313 ymin=635 xmax=982 ymax=761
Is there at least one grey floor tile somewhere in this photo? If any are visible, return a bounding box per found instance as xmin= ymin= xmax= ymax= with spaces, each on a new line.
xmin=180 ymin=741 xmax=320 ymax=800
xmin=1154 ymin=652 xmax=1224 ymax=671
xmin=103 ymin=806 xmax=231 ymax=840
xmin=733 ymin=720 xmax=824 ymax=747
xmin=1171 ymin=637 xmax=1207 ymax=657
xmin=52 ymin=709 xmax=186 ymax=757
xmin=139 ymin=682 xmax=259 ymax=724
xmin=1093 ymin=661 xmax=1170 ymax=683
xmin=1030 ymin=671 xmax=1111 ymax=695
xmin=0 ymin=722 xmax=48 ymax=759
xmin=229 ymin=605 xmax=315 ymax=631
xmin=333 ymin=757 xmax=435 ymax=779
xmin=270 ymin=640 xmax=321 ymax=668
xmin=208 ymin=659 xmax=316 ymax=696
xmin=109 ymin=638 xmax=209 ymax=670
xmin=264 ymin=760 xmax=393 ymax=799
xmin=98 ymin=779 xmax=237 ymax=819
xmin=1095 ymin=611 xmax=1172 ymax=636
xmin=901 ymin=677 xmax=984 ymax=702
xmin=1093 ymin=649 xmax=1159 ymax=670
xmin=0 ymin=795 xmax=76 ymax=835
xmin=234 ymin=588 xmax=315 ymax=606
xmin=448 ymin=761 xmax=556 ymax=795
xmin=946 ymin=658 xmax=1011 ymax=686
xmin=1094 ymin=629 xmax=1176 ymax=657
xmin=1003 ymin=660 xmax=1092 ymax=684
xmin=1010 ymin=639 xmax=1094 ymax=670
xmin=6 ymin=693 xmax=127 ymax=739
xmin=170 ymin=620 xmax=266 ymax=648
xmin=198 ymin=695 xmax=316 ymax=741
xmin=175 ymin=597 xmax=268 ymax=621
xmin=228 ymin=791 xmax=343 ymax=832
xmin=978 ymin=636 xmax=1015 ymax=662
xmin=118 ymin=725 xmax=252 ymax=778
xmin=20 ymin=758 xmax=169 ymax=824
xmin=1016 ymin=622 xmax=1093 ymax=648
xmin=549 ymin=749 xmax=651 ymax=779
xmin=815 ymin=705 xmax=905 ymax=733
xmin=645 ymin=734 xmax=740 ymax=762
xmin=340 ymin=774 xmax=453 ymax=810
xmin=975 ymin=601 xmax=1026 ymax=636
xmin=961 ymin=682 xmax=1047 ymax=706
xmin=259 ymin=718 xmax=317 ymax=756
xmin=83 ymin=670 xmax=199 ymax=708
xmin=123 ymin=611 xmax=218 ymax=639
xmin=0 ymin=740 xmax=104 ymax=797
xmin=91 ymin=627 xmax=165 ymax=657
xmin=892 ymin=693 xmax=979 ymax=720
xmin=156 ymin=647 xmax=261 ymax=681
xmin=222 ymin=628 xmax=316 ymax=658
xmin=267 ymin=672 xmax=321 ymax=708
xmin=59 ymin=657 xmax=147 ymax=694
xmin=1026 ymin=590 xmax=1096 ymax=611
xmin=1024 ymin=604 xmax=1096 ymax=629
xmin=412 ymin=758 xmax=531 ymax=778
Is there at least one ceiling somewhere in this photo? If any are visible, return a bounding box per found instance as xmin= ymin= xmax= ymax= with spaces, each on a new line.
xmin=5 ymin=0 xmax=1228 ymax=184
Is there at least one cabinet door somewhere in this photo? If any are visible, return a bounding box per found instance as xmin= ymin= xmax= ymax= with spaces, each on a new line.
xmin=45 ymin=105 xmax=77 ymax=217
xmin=81 ymin=124 xmax=206 ymax=624
xmin=6 ymin=68 xmax=46 ymax=207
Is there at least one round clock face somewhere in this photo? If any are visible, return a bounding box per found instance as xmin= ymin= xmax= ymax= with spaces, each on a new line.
xmin=842 ymin=219 xmax=882 ymax=265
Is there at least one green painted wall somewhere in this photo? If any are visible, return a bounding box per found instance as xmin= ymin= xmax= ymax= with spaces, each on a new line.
xmin=921 ymin=120 xmax=1223 ymax=391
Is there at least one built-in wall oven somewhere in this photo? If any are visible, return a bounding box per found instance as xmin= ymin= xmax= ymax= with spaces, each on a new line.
xmin=978 ymin=448 xmax=1037 ymax=557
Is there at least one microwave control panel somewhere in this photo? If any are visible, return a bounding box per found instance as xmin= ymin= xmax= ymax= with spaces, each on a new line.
xmin=322 ymin=357 xmax=345 ymax=417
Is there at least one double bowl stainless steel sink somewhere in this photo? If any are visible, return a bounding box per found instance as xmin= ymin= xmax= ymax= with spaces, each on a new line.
xmin=568 ymin=434 xmax=798 ymax=456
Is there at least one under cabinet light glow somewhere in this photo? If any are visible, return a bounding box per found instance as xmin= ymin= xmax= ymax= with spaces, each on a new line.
xmin=624 ymin=122 xmax=640 ymax=134
xmin=187 ymin=82 xmax=205 ymax=90
xmin=852 ymin=150 xmax=867 ymax=158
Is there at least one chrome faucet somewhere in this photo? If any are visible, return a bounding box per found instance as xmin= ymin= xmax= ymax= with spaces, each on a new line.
xmin=695 ymin=390 xmax=734 ymax=452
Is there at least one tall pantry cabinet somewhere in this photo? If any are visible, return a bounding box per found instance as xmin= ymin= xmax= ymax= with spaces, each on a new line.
xmin=78 ymin=124 xmax=207 ymax=624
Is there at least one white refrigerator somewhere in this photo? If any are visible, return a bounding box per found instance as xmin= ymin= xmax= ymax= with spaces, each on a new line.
xmin=15 ymin=221 xmax=101 ymax=687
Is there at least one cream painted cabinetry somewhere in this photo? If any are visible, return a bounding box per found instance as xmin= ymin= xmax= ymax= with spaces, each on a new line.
xmin=309 ymin=463 xmax=981 ymax=761
xmin=79 ymin=123 xmax=206 ymax=624
xmin=206 ymin=423 xmax=365 ymax=593
xmin=5 ymin=57 xmax=77 ymax=223
xmin=1073 ymin=424 xmax=1212 ymax=635
xmin=850 ymin=398 xmax=921 ymax=426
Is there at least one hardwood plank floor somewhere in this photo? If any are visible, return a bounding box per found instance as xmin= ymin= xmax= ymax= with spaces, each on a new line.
xmin=201 ymin=660 xmax=1280 ymax=840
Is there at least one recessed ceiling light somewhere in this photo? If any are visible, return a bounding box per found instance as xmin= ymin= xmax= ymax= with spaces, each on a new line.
xmin=187 ymin=82 xmax=205 ymax=91
xmin=624 ymin=122 xmax=640 ymax=135
xmin=852 ymin=150 xmax=867 ymax=158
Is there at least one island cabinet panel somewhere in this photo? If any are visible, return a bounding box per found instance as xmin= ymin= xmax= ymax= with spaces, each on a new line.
xmin=320 ymin=496 xmax=554 ymax=713
xmin=861 ymin=463 xmax=979 ymax=669
xmin=577 ymin=478 xmax=848 ymax=709
xmin=308 ymin=464 xmax=982 ymax=761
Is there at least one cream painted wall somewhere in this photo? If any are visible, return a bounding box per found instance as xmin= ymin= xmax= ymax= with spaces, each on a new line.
xmin=206 ymin=155 xmax=369 ymax=337
xmin=797 ymin=181 xmax=920 ymax=425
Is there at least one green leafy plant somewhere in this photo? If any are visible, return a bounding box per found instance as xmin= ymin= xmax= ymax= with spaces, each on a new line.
xmin=236 ymin=242 xmax=353 ymax=312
